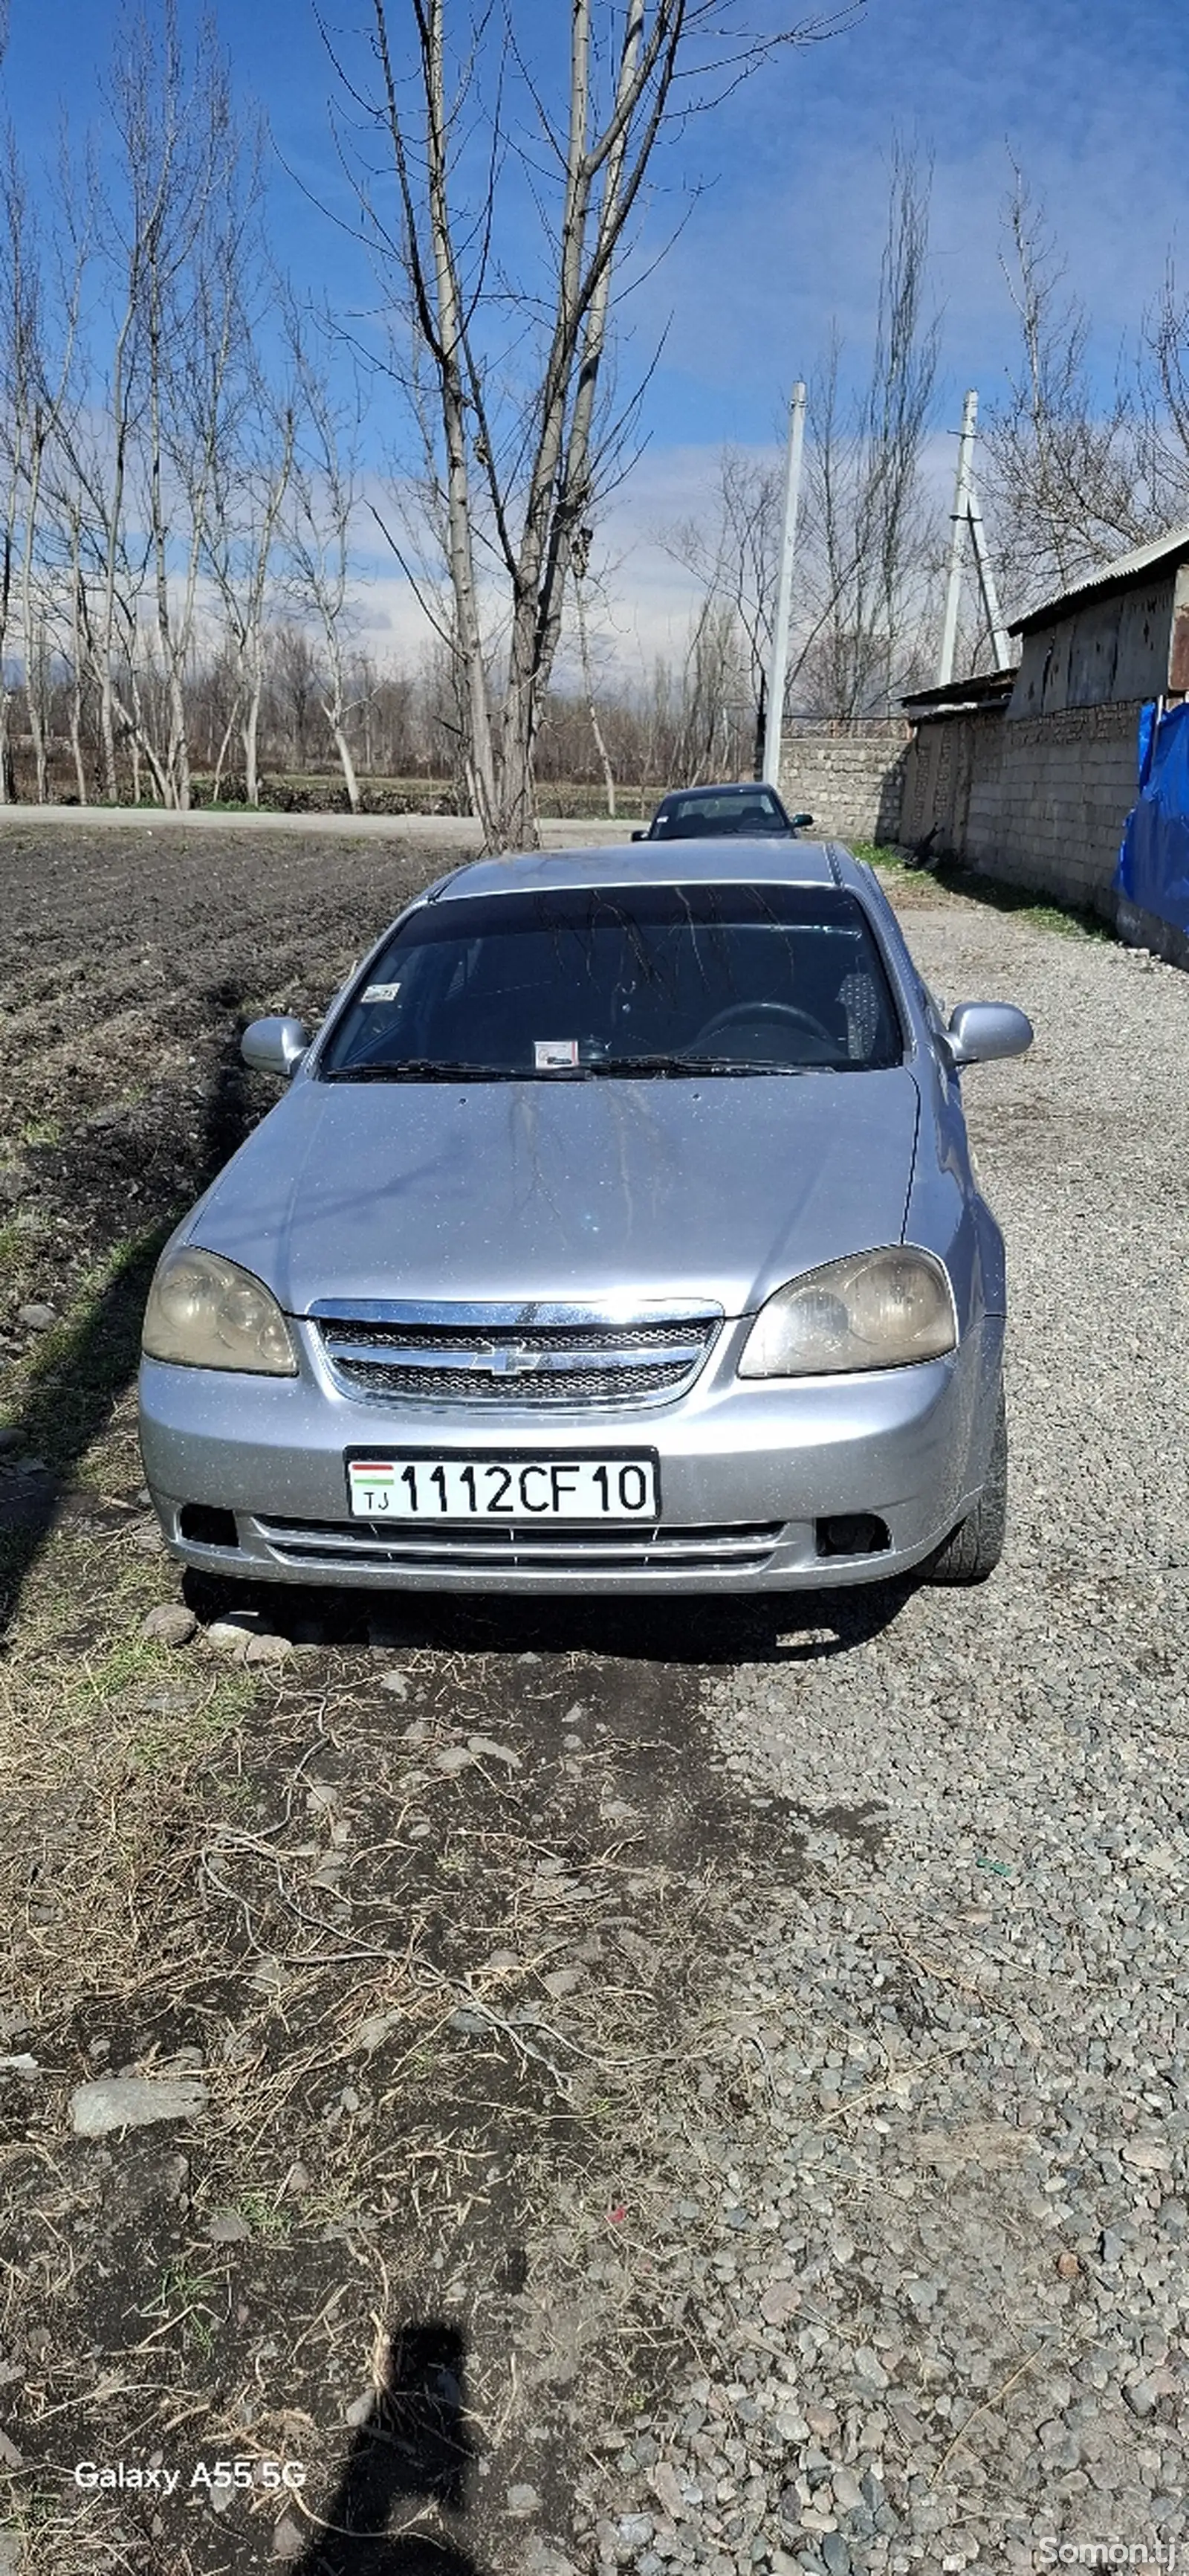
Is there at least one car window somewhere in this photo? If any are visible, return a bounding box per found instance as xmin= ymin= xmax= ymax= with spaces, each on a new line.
xmin=653 ymin=790 xmax=786 ymax=838
xmin=320 ymin=884 xmax=904 ymax=1080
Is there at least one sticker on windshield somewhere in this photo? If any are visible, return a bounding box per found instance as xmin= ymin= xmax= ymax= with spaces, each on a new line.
xmin=534 ymin=1038 xmax=579 ymax=1069
xmin=361 ymin=982 xmax=401 ymax=1003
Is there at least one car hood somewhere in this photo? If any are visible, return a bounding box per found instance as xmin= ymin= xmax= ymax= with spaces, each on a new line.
xmin=190 ymin=1070 xmax=921 ymax=1319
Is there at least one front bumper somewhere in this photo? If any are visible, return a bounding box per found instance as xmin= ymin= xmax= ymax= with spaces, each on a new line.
xmin=138 ymin=1309 xmax=1004 ymax=1595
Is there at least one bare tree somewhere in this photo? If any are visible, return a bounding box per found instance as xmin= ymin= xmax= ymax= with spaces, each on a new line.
xmin=980 ymin=164 xmax=1160 ymax=613
xmin=0 ymin=129 xmax=36 ymax=800
xmin=286 ymin=357 xmax=366 ymax=812
xmin=205 ymin=349 xmax=294 ymax=806
xmin=796 ymin=146 xmax=940 ymax=714
xmin=662 ymin=445 xmax=782 ymax=766
xmin=329 ymin=1 xmax=858 ymax=848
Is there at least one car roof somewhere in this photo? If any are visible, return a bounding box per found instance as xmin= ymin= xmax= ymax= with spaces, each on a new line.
xmin=655 ymin=781 xmax=783 ymax=801
xmin=430 ymin=839 xmax=840 ymax=902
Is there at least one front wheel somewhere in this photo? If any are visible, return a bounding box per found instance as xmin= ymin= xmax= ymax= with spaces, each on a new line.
xmin=927 ymin=1384 xmax=1008 ymax=1585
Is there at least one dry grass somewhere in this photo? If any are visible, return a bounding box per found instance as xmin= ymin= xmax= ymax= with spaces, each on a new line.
xmin=0 ymin=822 xmax=806 ymax=2574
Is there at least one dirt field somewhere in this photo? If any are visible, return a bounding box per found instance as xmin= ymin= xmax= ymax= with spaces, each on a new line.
xmin=0 ymin=828 xmax=1183 ymax=2576
xmin=0 ymin=824 xmax=846 ymax=2576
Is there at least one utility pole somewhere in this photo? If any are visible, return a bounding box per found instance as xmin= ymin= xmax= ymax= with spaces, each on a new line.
xmin=938 ymin=390 xmax=977 ymax=688
xmin=762 ymin=380 xmax=806 ymax=787
xmin=937 ymin=389 xmax=1011 ymax=686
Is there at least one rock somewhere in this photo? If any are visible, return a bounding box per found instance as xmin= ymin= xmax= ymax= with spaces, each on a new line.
xmin=244 ymin=1632 xmax=293 ymax=1666
xmin=378 ymin=1668 xmax=409 ymax=1698
xmin=435 ymin=1746 xmax=476 ymax=1775
xmin=542 ymin=1966 xmax=584 ymax=2000
xmin=648 ymin=2461 xmax=685 ymax=2521
xmin=1124 ymin=2375 xmax=1159 ymax=2419
xmin=507 ymin=2484 xmax=542 ymax=2517
xmin=141 ymin=1603 xmax=197 ymax=1647
xmin=0 ymin=2534 xmax=20 ymax=2575
xmin=354 ymin=2010 xmax=402 ymax=2054
xmin=467 ymin=1734 xmax=522 ymax=1769
xmin=131 ymin=1521 xmax=166 ymax=1555
xmin=205 ymin=2209 xmax=251 ymax=2244
xmin=1121 ymin=2136 xmax=1173 ymax=2173
xmin=270 ymin=2511 xmax=305 ymax=2560
xmin=1124 ymin=2367 xmax=1179 ymax=2416
xmin=1055 ymin=2250 xmax=1081 ymax=2279
xmin=206 ymin=1617 xmax=259 ymax=1654
xmin=344 ymin=2387 xmax=375 ymax=2428
xmin=522 ymin=2545 xmax=580 ymax=2576
xmin=760 ymin=2279 xmax=802 ymax=2326
xmin=69 ymin=2074 xmax=208 ymax=2137
xmin=18 ymin=1302 xmax=54 ymax=1331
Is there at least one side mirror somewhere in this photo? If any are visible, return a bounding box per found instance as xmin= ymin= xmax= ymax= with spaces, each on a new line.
xmin=790 ymin=812 xmax=814 ymax=829
xmin=946 ymin=1002 xmax=1033 ymax=1066
xmin=630 ymin=828 xmax=646 ymax=842
xmin=241 ymin=1015 xmax=311 ymax=1078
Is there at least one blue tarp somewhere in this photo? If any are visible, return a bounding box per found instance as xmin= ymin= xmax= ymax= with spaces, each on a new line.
xmin=1114 ymin=698 xmax=1189 ymax=934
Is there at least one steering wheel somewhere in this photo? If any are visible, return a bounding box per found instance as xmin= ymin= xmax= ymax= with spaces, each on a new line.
xmin=691 ymin=998 xmax=836 ymax=1048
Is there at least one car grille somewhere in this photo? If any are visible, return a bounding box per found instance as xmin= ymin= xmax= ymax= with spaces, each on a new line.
xmin=310 ymin=1302 xmax=722 ymax=1408
xmin=254 ymin=1514 xmax=782 ymax=1576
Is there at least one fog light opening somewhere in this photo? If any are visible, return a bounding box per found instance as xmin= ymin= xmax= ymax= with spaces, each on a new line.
xmin=815 ymin=1512 xmax=891 ymax=1560
xmin=178 ymin=1503 xmax=241 ymax=1549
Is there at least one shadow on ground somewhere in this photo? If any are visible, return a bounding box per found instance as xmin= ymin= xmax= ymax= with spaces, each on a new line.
xmin=291 ymin=2321 xmax=487 ymax=2576
xmin=182 ymin=1565 xmax=919 ymax=1671
xmin=0 ymin=992 xmax=256 ymax=1639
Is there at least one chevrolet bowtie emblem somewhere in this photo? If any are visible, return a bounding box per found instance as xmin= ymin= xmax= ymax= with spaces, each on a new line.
xmin=472 ymin=1342 xmax=543 ymax=1376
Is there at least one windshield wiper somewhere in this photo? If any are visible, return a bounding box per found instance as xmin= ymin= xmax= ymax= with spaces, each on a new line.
xmin=325 ymin=1059 xmax=508 ymax=1083
xmin=590 ymin=1053 xmax=819 ymax=1078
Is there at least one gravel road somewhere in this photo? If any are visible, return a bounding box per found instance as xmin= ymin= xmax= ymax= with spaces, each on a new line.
xmin=560 ymin=907 xmax=1189 ymax=2576
xmin=2 ymin=833 xmax=1186 ymax=2576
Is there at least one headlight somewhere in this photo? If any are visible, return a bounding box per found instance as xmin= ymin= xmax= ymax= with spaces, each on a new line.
xmin=142 ymin=1246 xmax=298 ymax=1375
xmin=738 ymin=1247 xmax=956 ymax=1378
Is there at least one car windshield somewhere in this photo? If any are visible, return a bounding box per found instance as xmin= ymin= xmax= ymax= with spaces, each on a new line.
xmin=652 ymin=790 xmax=787 ymax=838
xmin=320 ymin=883 xmax=904 ymax=1082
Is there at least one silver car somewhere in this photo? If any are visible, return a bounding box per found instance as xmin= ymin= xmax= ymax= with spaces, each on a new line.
xmin=137 ymin=842 xmax=1032 ymax=1595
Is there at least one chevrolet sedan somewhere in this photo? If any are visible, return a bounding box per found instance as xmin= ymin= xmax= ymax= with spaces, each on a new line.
xmin=137 ymin=842 xmax=1032 ymax=1595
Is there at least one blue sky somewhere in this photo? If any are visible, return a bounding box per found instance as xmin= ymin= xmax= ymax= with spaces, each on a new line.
xmin=2 ymin=0 xmax=1182 ymax=658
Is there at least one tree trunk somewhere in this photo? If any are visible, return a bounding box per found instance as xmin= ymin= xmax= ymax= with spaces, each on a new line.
xmin=213 ymin=702 xmax=237 ymax=801
xmin=243 ymin=682 xmax=262 ymax=807
xmin=68 ymin=692 xmax=86 ymax=804
xmin=575 ymin=577 xmax=616 ymax=816
xmin=100 ymin=669 xmax=118 ymax=802
xmin=325 ymin=699 xmax=360 ymax=812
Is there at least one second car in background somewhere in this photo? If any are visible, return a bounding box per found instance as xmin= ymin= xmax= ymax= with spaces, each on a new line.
xmin=633 ymin=781 xmax=813 ymax=842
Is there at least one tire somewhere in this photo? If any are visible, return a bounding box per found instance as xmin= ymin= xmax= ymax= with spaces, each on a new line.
xmin=927 ymin=1384 xmax=1008 ymax=1585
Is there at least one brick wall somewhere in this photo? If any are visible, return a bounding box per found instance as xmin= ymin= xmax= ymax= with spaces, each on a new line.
xmin=779 ymin=729 xmax=908 ymax=845
xmin=901 ymin=699 xmax=1143 ymax=917
xmin=965 ymin=700 xmax=1141 ymax=916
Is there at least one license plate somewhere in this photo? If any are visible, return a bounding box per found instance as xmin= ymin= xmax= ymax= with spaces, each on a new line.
xmin=346 ymin=1453 xmax=659 ymax=1521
